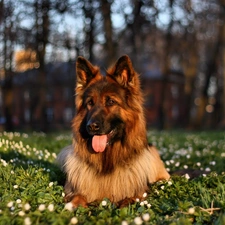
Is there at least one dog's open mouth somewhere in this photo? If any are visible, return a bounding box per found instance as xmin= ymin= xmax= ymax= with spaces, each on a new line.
xmin=92 ymin=130 xmax=115 ymax=153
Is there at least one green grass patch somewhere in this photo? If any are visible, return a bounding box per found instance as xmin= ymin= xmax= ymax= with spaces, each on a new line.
xmin=0 ymin=130 xmax=225 ymax=224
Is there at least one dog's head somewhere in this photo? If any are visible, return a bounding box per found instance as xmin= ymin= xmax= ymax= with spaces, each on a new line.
xmin=73 ymin=55 xmax=146 ymax=153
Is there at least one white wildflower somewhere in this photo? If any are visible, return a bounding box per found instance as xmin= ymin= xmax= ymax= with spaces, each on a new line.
xmin=48 ymin=204 xmax=54 ymax=212
xmin=24 ymin=203 xmax=31 ymax=211
xmin=184 ymin=173 xmax=190 ymax=180
xmin=70 ymin=217 xmax=78 ymax=224
xmin=142 ymin=213 xmax=150 ymax=221
xmin=161 ymin=185 xmax=165 ymax=190
xmin=101 ymin=200 xmax=107 ymax=206
xmin=38 ymin=204 xmax=46 ymax=211
xmin=18 ymin=211 xmax=25 ymax=216
xmin=121 ymin=221 xmax=129 ymax=225
xmin=13 ymin=185 xmax=18 ymax=189
xmin=24 ymin=217 xmax=32 ymax=225
xmin=64 ymin=202 xmax=74 ymax=212
xmin=135 ymin=198 xmax=140 ymax=202
xmin=134 ymin=216 xmax=143 ymax=225
xmin=147 ymin=203 xmax=151 ymax=208
xmin=188 ymin=207 xmax=195 ymax=214
xmin=167 ymin=181 xmax=172 ymax=186
xmin=196 ymin=162 xmax=201 ymax=167
xmin=143 ymin=200 xmax=148 ymax=205
xmin=16 ymin=199 xmax=22 ymax=204
xmin=143 ymin=192 xmax=147 ymax=198
xmin=140 ymin=202 xmax=144 ymax=206
xmin=7 ymin=201 xmax=14 ymax=208
xmin=49 ymin=182 xmax=54 ymax=187
xmin=184 ymin=165 xmax=188 ymax=169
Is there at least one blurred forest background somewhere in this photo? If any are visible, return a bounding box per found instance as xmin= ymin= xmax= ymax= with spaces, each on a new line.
xmin=0 ymin=0 xmax=225 ymax=132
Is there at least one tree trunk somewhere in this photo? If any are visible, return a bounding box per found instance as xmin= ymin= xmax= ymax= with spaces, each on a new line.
xmin=100 ymin=0 xmax=115 ymax=66
xmin=158 ymin=0 xmax=174 ymax=130
xmin=31 ymin=0 xmax=50 ymax=131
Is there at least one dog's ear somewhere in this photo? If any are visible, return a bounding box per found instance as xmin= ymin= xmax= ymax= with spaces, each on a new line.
xmin=107 ymin=55 xmax=137 ymax=87
xmin=76 ymin=56 xmax=100 ymax=88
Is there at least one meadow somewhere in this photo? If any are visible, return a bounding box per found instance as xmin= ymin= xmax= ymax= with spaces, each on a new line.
xmin=0 ymin=130 xmax=224 ymax=225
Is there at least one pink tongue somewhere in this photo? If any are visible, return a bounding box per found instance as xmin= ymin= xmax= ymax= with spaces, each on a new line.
xmin=92 ymin=135 xmax=107 ymax=152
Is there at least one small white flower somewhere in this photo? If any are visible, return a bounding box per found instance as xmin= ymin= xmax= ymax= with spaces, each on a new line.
xmin=134 ymin=216 xmax=143 ymax=225
xmin=140 ymin=201 xmax=144 ymax=206
xmin=167 ymin=181 xmax=172 ymax=186
xmin=48 ymin=204 xmax=54 ymax=212
xmin=16 ymin=199 xmax=22 ymax=204
xmin=62 ymin=192 xmax=65 ymax=197
xmin=175 ymin=162 xmax=180 ymax=167
xmin=38 ymin=204 xmax=46 ymax=211
xmin=101 ymin=200 xmax=107 ymax=206
xmin=165 ymin=161 xmax=170 ymax=165
xmin=196 ymin=162 xmax=201 ymax=167
xmin=24 ymin=217 xmax=32 ymax=225
xmin=7 ymin=201 xmax=14 ymax=208
xmin=13 ymin=185 xmax=18 ymax=189
xmin=11 ymin=171 xmax=14 ymax=174
xmin=210 ymin=161 xmax=216 ymax=165
xmin=0 ymin=209 xmax=2 ymax=214
xmin=147 ymin=203 xmax=151 ymax=208
xmin=64 ymin=202 xmax=74 ymax=212
xmin=205 ymin=167 xmax=211 ymax=172
xmin=188 ymin=207 xmax=195 ymax=214
xmin=49 ymin=182 xmax=54 ymax=187
xmin=121 ymin=221 xmax=129 ymax=225
xmin=184 ymin=165 xmax=188 ymax=169
xmin=142 ymin=213 xmax=150 ymax=221
xmin=18 ymin=211 xmax=25 ymax=216
xmin=142 ymin=192 xmax=147 ymax=198
xmin=24 ymin=203 xmax=31 ymax=211
xmin=184 ymin=173 xmax=190 ymax=180
xmin=143 ymin=200 xmax=148 ymax=205
xmin=161 ymin=185 xmax=165 ymax=190
xmin=70 ymin=217 xmax=78 ymax=224
xmin=135 ymin=198 xmax=140 ymax=202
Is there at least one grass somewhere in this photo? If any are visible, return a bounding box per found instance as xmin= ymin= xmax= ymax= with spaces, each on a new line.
xmin=0 ymin=130 xmax=225 ymax=225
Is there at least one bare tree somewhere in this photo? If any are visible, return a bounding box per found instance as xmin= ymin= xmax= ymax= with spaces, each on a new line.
xmin=0 ymin=0 xmax=17 ymax=131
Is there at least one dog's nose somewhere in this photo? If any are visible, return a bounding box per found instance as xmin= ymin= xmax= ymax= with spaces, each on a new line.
xmin=87 ymin=121 xmax=100 ymax=133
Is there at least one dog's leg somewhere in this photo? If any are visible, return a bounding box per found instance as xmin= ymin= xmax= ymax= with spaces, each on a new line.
xmin=118 ymin=195 xmax=145 ymax=208
xmin=70 ymin=194 xmax=88 ymax=208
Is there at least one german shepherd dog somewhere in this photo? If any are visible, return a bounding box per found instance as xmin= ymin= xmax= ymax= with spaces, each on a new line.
xmin=57 ymin=55 xmax=170 ymax=208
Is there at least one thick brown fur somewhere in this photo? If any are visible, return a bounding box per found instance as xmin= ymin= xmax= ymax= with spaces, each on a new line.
xmin=57 ymin=55 xmax=170 ymax=208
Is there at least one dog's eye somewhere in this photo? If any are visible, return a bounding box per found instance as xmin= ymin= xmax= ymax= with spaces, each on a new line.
xmin=87 ymin=99 xmax=94 ymax=107
xmin=106 ymin=98 xmax=115 ymax=106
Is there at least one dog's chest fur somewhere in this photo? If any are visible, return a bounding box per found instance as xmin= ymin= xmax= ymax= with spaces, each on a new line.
xmin=62 ymin=145 xmax=167 ymax=203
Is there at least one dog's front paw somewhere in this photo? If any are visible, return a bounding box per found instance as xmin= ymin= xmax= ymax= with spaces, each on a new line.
xmin=70 ymin=194 xmax=88 ymax=208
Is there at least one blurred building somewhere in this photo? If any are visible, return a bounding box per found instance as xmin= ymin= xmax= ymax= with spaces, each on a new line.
xmin=12 ymin=62 xmax=75 ymax=130
xmin=6 ymin=61 xmax=184 ymax=130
